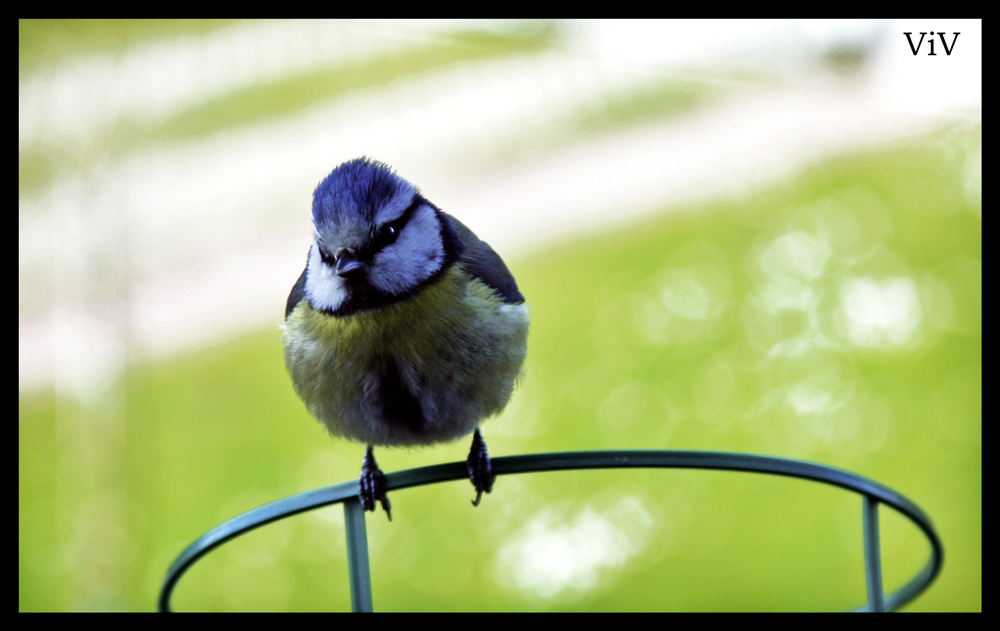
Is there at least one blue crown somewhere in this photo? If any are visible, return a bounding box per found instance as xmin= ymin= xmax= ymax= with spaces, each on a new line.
xmin=312 ymin=158 xmax=416 ymax=231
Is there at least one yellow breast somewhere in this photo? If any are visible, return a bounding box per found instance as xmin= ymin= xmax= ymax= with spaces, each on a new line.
xmin=283 ymin=265 xmax=528 ymax=446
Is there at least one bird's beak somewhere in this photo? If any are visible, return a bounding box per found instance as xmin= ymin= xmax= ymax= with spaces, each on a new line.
xmin=335 ymin=250 xmax=365 ymax=277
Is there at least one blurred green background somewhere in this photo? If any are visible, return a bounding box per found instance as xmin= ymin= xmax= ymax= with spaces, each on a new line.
xmin=19 ymin=20 xmax=980 ymax=611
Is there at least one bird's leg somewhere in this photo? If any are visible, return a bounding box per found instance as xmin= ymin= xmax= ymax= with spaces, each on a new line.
xmin=466 ymin=428 xmax=496 ymax=507
xmin=359 ymin=446 xmax=391 ymax=521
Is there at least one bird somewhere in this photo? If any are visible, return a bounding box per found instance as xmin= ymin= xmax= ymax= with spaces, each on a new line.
xmin=282 ymin=158 xmax=529 ymax=520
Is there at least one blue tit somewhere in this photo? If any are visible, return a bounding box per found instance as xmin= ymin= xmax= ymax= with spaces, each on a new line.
xmin=283 ymin=158 xmax=529 ymax=520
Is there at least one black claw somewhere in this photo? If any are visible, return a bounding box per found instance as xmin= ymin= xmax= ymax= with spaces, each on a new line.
xmin=466 ymin=429 xmax=496 ymax=507
xmin=360 ymin=446 xmax=392 ymax=521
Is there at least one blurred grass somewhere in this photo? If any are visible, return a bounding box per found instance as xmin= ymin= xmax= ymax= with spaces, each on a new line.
xmin=486 ymin=75 xmax=728 ymax=170
xmin=18 ymin=19 xmax=240 ymax=75
xmin=574 ymin=77 xmax=719 ymax=132
xmin=19 ymin=124 xmax=981 ymax=610
xmin=18 ymin=20 xmax=558 ymax=197
xmin=158 ymin=28 xmax=555 ymax=141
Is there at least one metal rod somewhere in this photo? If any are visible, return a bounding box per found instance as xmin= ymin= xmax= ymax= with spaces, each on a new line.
xmin=344 ymin=498 xmax=373 ymax=612
xmin=863 ymin=495 xmax=884 ymax=612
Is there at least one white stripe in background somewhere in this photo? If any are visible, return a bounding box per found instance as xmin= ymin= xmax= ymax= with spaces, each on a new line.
xmin=19 ymin=32 xmax=660 ymax=393
xmin=19 ymin=21 xmax=976 ymax=393
xmin=19 ymin=20 xmax=450 ymax=146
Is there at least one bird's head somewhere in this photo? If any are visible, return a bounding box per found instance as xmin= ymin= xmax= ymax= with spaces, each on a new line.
xmin=305 ymin=158 xmax=460 ymax=316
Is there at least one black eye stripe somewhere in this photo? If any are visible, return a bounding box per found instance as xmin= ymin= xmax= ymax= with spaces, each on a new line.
xmin=372 ymin=196 xmax=425 ymax=250
xmin=386 ymin=196 xmax=424 ymax=232
xmin=318 ymin=244 xmax=337 ymax=266
xmin=317 ymin=196 xmax=429 ymax=267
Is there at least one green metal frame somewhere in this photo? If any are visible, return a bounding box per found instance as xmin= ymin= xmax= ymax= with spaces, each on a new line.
xmin=159 ymin=450 xmax=943 ymax=612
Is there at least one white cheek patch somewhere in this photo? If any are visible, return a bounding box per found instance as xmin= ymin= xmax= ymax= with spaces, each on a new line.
xmin=369 ymin=206 xmax=445 ymax=295
xmin=304 ymin=242 xmax=348 ymax=312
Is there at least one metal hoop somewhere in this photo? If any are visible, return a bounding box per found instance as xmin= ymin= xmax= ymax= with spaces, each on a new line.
xmin=159 ymin=450 xmax=943 ymax=612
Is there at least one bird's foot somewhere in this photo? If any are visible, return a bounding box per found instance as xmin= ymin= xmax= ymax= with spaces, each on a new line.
xmin=466 ymin=429 xmax=496 ymax=507
xmin=360 ymin=446 xmax=391 ymax=521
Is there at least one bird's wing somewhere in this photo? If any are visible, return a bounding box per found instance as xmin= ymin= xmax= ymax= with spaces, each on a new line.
xmin=441 ymin=212 xmax=525 ymax=305
xmin=286 ymin=265 xmax=308 ymax=319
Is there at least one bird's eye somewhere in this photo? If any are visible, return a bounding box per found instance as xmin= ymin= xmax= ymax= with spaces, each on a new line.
xmin=319 ymin=247 xmax=337 ymax=267
xmin=375 ymin=220 xmax=403 ymax=250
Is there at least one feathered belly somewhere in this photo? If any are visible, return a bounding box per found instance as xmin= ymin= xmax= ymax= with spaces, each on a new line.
xmin=283 ymin=266 xmax=528 ymax=446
